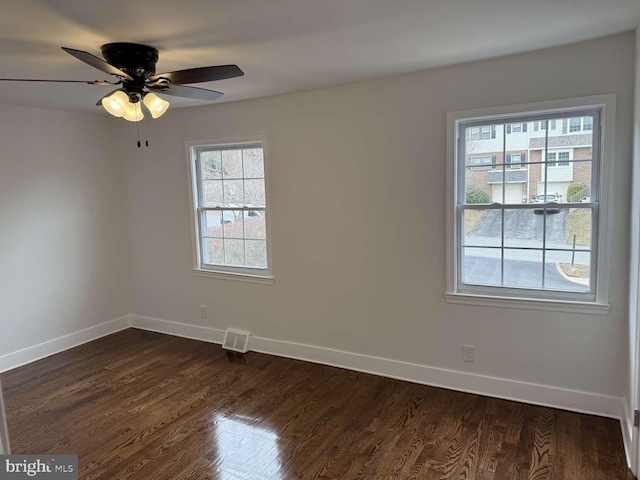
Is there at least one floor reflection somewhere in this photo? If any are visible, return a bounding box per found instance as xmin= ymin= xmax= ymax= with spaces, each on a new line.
xmin=214 ymin=414 xmax=282 ymax=479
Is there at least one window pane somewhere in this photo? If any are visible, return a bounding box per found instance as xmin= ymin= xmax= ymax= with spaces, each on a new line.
xmin=223 ymin=179 xmax=245 ymax=206
xmin=245 ymin=213 xmax=266 ymax=240
xmin=564 ymin=207 xmax=592 ymax=250
xmin=246 ymin=240 xmax=267 ymax=268
xmin=203 ymin=180 xmax=223 ymax=207
xmin=225 ymin=239 xmax=245 ymax=266
xmin=245 ymin=179 xmax=266 ymax=207
xmin=222 ymin=211 xmax=245 ymax=238
xmin=203 ymin=211 xmax=224 ymax=237
xmin=243 ymin=149 xmax=265 ymax=178
xmin=503 ymin=249 xmax=543 ymax=289
xmin=200 ymin=151 xmax=222 ymax=180
xmin=542 ymin=207 xmax=568 ymax=247
xmin=222 ymin=149 xmax=243 ymax=178
xmin=552 ymin=258 xmax=591 ymax=292
xmin=203 ymin=238 xmax=224 ymax=265
xmin=462 ymin=247 xmax=502 ymax=286
xmin=503 ymin=209 xmax=543 ymax=249
xmin=566 ymin=161 xmax=592 ymax=202
xmin=465 ymin=167 xmax=492 ymax=205
xmin=545 ymin=250 xmax=590 ymax=292
xmin=544 ymin=208 xmax=591 ymax=293
xmin=463 ymin=208 xmax=500 ymax=247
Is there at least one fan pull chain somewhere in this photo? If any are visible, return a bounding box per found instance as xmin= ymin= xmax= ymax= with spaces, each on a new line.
xmin=136 ymin=117 xmax=141 ymax=148
xmin=143 ymin=111 xmax=149 ymax=147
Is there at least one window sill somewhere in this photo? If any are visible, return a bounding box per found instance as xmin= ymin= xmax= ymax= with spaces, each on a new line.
xmin=194 ymin=268 xmax=275 ymax=285
xmin=444 ymin=292 xmax=609 ymax=315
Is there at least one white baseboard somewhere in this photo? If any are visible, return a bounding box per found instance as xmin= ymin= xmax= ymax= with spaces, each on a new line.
xmin=131 ymin=315 xmax=225 ymax=344
xmin=130 ymin=314 xmax=624 ymax=420
xmin=0 ymin=315 xmax=132 ymax=373
xmin=621 ymin=397 xmax=634 ymax=470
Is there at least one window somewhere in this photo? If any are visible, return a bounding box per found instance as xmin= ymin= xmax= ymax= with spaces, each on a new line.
xmin=507 ymin=153 xmax=522 ymax=168
xmin=569 ymin=117 xmax=582 ymax=132
xmin=533 ymin=120 xmax=556 ymax=131
xmin=467 ymin=156 xmax=495 ymax=169
xmin=187 ymin=138 xmax=273 ymax=283
xmin=565 ymin=116 xmax=592 ymax=134
xmin=467 ymin=126 xmax=495 ymax=140
xmin=547 ymin=151 xmax=571 ymax=167
xmin=506 ymin=123 xmax=527 ymax=134
xmin=446 ymin=95 xmax=614 ymax=313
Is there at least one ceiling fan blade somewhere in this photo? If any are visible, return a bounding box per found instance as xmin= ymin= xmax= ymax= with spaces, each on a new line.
xmin=149 ymin=84 xmax=223 ymax=101
xmin=148 ymin=65 xmax=243 ymax=85
xmin=62 ymin=47 xmax=133 ymax=81
xmin=0 ymin=78 xmax=119 ymax=86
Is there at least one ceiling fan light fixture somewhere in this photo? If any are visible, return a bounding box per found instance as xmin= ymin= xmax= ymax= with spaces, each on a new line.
xmin=142 ymin=92 xmax=169 ymax=119
xmin=121 ymin=99 xmax=144 ymax=122
xmin=101 ymin=90 xmax=128 ymax=118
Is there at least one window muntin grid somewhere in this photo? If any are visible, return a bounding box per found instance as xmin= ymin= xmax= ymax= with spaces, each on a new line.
xmin=193 ymin=143 xmax=270 ymax=274
xmin=456 ymin=110 xmax=600 ymax=299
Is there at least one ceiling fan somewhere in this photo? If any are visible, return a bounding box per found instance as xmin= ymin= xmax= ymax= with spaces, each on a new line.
xmin=0 ymin=42 xmax=244 ymax=121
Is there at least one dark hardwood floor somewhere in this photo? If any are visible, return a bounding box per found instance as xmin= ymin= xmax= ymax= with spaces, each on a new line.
xmin=0 ymin=329 xmax=633 ymax=479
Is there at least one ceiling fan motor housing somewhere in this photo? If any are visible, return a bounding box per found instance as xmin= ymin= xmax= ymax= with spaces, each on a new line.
xmin=101 ymin=43 xmax=159 ymax=82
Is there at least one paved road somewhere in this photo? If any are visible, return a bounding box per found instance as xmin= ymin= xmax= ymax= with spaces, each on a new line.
xmin=471 ymin=209 xmax=567 ymax=243
xmin=463 ymin=255 xmax=587 ymax=292
xmin=465 ymin=209 xmax=589 ymax=292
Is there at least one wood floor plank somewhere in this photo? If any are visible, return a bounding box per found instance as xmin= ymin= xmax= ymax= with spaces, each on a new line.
xmin=0 ymin=329 xmax=633 ymax=480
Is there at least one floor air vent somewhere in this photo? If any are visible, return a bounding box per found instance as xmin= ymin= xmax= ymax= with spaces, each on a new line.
xmin=222 ymin=329 xmax=251 ymax=353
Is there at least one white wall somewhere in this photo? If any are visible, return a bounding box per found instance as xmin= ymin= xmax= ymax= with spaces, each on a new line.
xmin=627 ymin=25 xmax=640 ymax=471
xmin=0 ymin=105 xmax=131 ymax=359
xmin=123 ymin=33 xmax=634 ymax=401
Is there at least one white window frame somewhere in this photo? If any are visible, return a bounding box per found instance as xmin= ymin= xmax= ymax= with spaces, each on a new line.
xmin=186 ymin=136 xmax=274 ymax=285
xmin=446 ymin=95 xmax=615 ymax=314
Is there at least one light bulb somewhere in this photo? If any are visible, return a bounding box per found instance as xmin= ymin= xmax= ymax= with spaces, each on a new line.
xmin=142 ymin=92 xmax=170 ymax=119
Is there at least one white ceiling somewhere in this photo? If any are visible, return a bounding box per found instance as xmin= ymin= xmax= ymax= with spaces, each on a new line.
xmin=0 ymin=0 xmax=639 ymax=115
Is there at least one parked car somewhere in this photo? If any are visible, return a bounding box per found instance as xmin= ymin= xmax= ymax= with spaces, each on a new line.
xmin=533 ymin=193 xmax=561 ymax=214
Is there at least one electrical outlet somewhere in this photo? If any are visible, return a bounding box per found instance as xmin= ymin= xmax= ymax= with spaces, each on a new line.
xmin=199 ymin=305 xmax=207 ymax=319
xmin=462 ymin=345 xmax=475 ymax=363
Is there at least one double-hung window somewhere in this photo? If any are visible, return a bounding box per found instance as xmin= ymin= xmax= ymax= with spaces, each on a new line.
xmin=187 ymin=138 xmax=273 ymax=283
xmin=446 ymin=96 xmax=614 ymax=312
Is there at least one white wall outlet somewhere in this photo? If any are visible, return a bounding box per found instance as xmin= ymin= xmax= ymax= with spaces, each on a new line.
xmin=199 ymin=305 xmax=207 ymax=319
xmin=462 ymin=345 xmax=475 ymax=363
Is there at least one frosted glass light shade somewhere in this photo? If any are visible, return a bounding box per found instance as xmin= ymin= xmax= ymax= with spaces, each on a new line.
xmin=101 ymin=90 xmax=128 ymax=118
xmin=143 ymin=93 xmax=169 ymax=119
xmin=101 ymin=90 xmax=144 ymax=122
xmin=121 ymin=101 xmax=144 ymax=122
